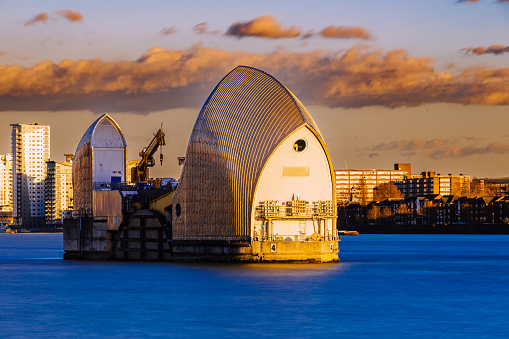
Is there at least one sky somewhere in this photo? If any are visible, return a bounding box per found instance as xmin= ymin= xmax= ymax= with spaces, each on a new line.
xmin=1 ymin=0 xmax=509 ymax=179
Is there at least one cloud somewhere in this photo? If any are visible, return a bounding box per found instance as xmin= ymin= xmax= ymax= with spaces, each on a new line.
xmin=226 ymin=15 xmax=301 ymax=39
xmin=193 ymin=22 xmax=208 ymax=34
xmin=462 ymin=45 xmax=509 ymax=55
xmin=24 ymin=12 xmax=49 ymax=26
xmin=56 ymin=9 xmax=83 ymax=22
xmin=193 ymin=22 xmax=220 ymax=35
xmin=226 ymin=15 xmax=373 ymax=40
xmin=320 ymin=26 xmax=372 ymax=40
xmin=301 ymin=30 xmax=315 ymax=40
xmin=160 ymin=27 xmax=177 ymax=35
xmin=25 ymin=10 xmax=82 ymax=26
xmin=2 ymin=45 xmax=509 ymax=112
xmin=369 ymin=137 xmax=509 ymax=159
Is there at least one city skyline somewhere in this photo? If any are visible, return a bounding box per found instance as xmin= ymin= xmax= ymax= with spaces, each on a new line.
xmin=1 ymin=0 xmax=509 ymax=179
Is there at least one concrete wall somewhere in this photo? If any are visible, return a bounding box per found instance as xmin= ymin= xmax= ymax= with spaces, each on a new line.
xmin=63 ymin=217 xmax=109 ymax=260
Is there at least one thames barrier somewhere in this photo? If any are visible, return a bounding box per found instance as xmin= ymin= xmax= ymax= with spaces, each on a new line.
xmin=63 ymin=66 xmax=341 ymax=262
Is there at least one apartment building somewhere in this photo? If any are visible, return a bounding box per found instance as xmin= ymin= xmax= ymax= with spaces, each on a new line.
xmin=396 ymin=172 xmax=470 ymax=197
xmin=45 ymin=156 xmax=73 ymax=225
xmin=11 ymin=123 xmax=50 ymax=227
xmin=336 ymin=163 xmax=470 ymax=204
xmin=335 ymin=163 xmax=411 ymax=202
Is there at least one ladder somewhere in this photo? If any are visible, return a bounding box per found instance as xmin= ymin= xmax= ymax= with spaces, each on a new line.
xmin=299 ymin=220 xmax=306 ymax=241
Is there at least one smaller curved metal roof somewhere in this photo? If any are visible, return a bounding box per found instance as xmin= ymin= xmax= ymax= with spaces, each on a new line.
xmin=75 ymin=114 xmax=126 ymax=152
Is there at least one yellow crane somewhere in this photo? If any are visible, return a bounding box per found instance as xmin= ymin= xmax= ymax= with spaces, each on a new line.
xmin=131 ymin=126 xmax=166 ymax=182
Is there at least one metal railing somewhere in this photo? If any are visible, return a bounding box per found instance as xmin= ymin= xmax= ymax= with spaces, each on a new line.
xmin=93 ymin=182 xmax=138 ymax=191
xmin=252 ymin=230 xmax=340 ymax=242
xmin=255 ymin=200 xmax=336 ymax=219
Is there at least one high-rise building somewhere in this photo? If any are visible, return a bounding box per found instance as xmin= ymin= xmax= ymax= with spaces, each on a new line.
xmin=0 ymin=153 xmax=13 ymax=211
xmin=11 ymin=123 xmax=50 ymax=227
xmin=45 ymin=156 xmax=73 ymax=225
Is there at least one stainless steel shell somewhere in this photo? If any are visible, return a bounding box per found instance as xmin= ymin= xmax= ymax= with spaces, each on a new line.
xmin=172 ymin=66 xmax=335 ymax=241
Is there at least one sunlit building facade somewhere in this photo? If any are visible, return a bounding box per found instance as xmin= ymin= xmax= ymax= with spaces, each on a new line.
xmin=336 ymin=164 xmax=470 ymax=203
xmin=11 ymin=123 xmax=50 ymax=226
xmin=335 ymin=167 xmax=409 ymax=203
xmin=45 ymin=158 xmax=73 ymax=225
xmin=126 ymin=160 xmax=140 ymax=183
xmin=0 ymin=154 xmax=13 ymax=212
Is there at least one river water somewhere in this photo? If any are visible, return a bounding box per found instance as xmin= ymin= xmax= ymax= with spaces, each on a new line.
xmin=0 ymin=233 xmax=508 ymax=338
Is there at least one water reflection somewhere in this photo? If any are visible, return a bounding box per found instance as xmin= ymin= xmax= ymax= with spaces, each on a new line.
xmin=174 ymin=261 xmax=348 ymax=279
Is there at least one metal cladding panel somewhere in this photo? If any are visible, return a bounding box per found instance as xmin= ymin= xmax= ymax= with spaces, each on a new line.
xmin=172 ymin=66 xmax=331 ymax=241
xmin=73 ymin=114 xmax=127 ymax=212
xmin=93 ymin=190 xmax=123 ymax=230
xmin=73 ymin=141 xmax=93 ymax=213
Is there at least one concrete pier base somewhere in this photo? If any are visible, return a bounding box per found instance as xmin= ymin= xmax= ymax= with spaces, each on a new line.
xmin=171 ymin=240 xmax=339 ymax=263
xmin=63 ymin=211 xmax=340 ymax=263
xmin=63 ymin=217 xmax=109 ymax=260
xmin=252 ymin=240 xmax=339 ymax=263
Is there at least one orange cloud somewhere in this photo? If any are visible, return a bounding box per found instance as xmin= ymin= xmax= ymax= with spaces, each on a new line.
xmin=24 ymin=12 xmax=49 ymax=26
xmin=462 ymin=45 xmax=509 ymax=55
xmin=56 ymin=9 xmax=83 ymax=22
xmin=2 ymin=45 xmax=509 ymax=112
xmin=161 ymin=27 xmax=177 ymax=35
xmin=226 ymin=15 xmax=301 ymax=39
xmin=320 ymin=26 xmax=372 ymax=40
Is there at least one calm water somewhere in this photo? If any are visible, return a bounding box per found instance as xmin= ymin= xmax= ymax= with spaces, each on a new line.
xmin=1 ymin=233 xmax=508 ymax=338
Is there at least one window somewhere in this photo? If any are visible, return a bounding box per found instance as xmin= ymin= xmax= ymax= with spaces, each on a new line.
xmin=293 ymin=139 xmax=307 ymax=153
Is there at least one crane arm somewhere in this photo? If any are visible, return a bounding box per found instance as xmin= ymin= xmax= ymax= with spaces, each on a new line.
xmin=132 ymin=128 xmax=165 ymax=182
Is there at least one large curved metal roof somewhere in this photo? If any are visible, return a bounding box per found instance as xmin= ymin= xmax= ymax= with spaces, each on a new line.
xmin=172 ymin=66 xmax=332 ymax=241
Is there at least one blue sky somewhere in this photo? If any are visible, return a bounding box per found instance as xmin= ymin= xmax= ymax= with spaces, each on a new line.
xmin=1 ymin=0 xmax=509 ymax=178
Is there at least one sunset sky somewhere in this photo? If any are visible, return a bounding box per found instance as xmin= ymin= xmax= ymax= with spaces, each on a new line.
xmin=1 ymin=0 xmax=509 ymax=179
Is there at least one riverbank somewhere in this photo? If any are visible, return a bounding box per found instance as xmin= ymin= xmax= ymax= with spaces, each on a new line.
xmin=0 ymin=226 xmax=62 ymax=233
xmin=345 ymin=223 xmax=509 ymax=234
